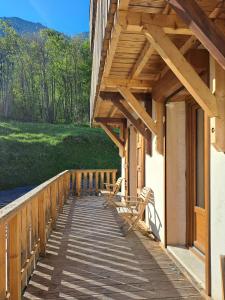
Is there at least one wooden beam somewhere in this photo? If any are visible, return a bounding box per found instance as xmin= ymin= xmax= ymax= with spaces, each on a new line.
xmin=166 ymin=0 xmax=225 ymax=69
xmin=104 ymin=23 xmax=122 ymax=77
xmin=210 ymin=58 xmax=225 ymax=152
xmin=100 ymin=91 xmax=152 ymax=103
xmin=94 ymin=117 xmax=126 ymax=124
xmin=118 ymin=87 xmax=157 ymax=135
xmin=112 ymin=99 xmax=152 ymax=140
xmin=144 ymin=25 xmax=218 ymax=117
xmin=121 ymin=13 xmax=192 ymax=35
xmin=99 ymin=123 xmax=125 ymax=154
xmin=130 ymin=43 xmax=155 ymax=79
xmin=153 ymin=49 xmax=209 ymax=101
xmin=9 ymin=214 xmax=21 ymax=300
xmin=101 ymin=78 xmax=153 ymax=91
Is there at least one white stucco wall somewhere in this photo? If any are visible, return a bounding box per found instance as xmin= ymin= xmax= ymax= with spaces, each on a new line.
xmin=145 ymin=101 xmax=165 ymax=243
xmin=210 ymin=146 xmax=225 ymax=300
xmin=121 ymin=156 xmax=126 ymax=195
xmin=166 ymin=102 xmax=186 ymax=245
xmin=129 ymin=125 xmax=137 ymax=197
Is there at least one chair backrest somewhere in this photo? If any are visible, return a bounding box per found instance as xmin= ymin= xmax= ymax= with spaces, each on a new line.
xmin=113 ymin=177 xmax=123 ymax=194
xmin=136 ymin=187 xmax=154 ymax=214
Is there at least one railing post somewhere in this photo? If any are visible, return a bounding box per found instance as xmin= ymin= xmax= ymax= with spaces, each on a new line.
xmin=38 ymin=192 xmax=46 ymax=256
xmin=51 ymin=183 xmax=57 ymax=229
xmin=100 ymin=172 xmax=104 ymax=189
xmin=9 ymin=213 xmax=21 ymax=300
xmin=0 ymin=222 xmax=6 ymax=299
xmin=106 ymin=171 xmax=110 ymax=185
xmin=76 ymin=171 xmax=81 ymax=196
xmin=58 ymin=179 xmax=63 ymax=212
xmin=89 ymin=172 xmax=93 ymax=194
xmin=95 ymin=172 xmax=99 ymax=194
xmin=112 ymin=170 xmax=116 ymax=184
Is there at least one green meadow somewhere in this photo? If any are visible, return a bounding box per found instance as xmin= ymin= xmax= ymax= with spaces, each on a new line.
xmin=0 ymin=121 xmax=120 ymax=190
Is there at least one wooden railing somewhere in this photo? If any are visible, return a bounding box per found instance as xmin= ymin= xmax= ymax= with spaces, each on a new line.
xmin=221 ymin=255 xmax=225 ymax=300
xmin=0 ymin=168 xmax=118 ymax=299
xmin=71 ymin=169 xmax=117 ymax=196
xmin=0 ymin=171 xmax=70 ymax=300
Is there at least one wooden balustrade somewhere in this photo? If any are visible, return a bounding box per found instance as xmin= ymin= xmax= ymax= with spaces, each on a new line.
xmin=0 ymin=168 xmax=116 ymax=299
xmin=71 ymin=169 xmax=117 ymax=196
xmin=0 ymin=170 xmax=70 ymax=300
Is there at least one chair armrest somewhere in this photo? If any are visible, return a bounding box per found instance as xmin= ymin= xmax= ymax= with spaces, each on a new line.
xmin=104 ymin=183 xmax=115 ymax=187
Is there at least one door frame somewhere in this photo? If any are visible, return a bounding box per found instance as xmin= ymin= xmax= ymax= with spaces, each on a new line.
xmin=186 ymin=100 xmax=211 ymax=295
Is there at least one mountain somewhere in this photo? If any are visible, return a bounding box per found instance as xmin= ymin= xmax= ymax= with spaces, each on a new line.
xmin=0 ymin=17 xmax=47 ymax=36
xmin=0 ymin=17 xmax=89 ymax=39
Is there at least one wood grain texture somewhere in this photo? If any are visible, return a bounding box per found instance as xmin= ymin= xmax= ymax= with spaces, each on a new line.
xmin=24 ymin=196 xmax=204 ymax=299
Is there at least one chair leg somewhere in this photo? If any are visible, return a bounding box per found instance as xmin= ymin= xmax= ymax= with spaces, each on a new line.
xmin=120 ymin=219 xmax=127 ymax=229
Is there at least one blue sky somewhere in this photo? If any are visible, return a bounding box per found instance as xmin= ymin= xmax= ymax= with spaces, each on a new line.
xmin=0 ymin=0 xmax=90 ymax=36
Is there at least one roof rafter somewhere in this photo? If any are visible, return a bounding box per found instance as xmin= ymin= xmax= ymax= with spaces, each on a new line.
xmin=118 ymin=87 xmax=157 ymax=135
xmin=144 ymin=24 xmax=218 ymax=117
xmin=165 ymin=0 xmax=225 ymax=69
xmin=130 ymin=43 xmax=155 ymax=79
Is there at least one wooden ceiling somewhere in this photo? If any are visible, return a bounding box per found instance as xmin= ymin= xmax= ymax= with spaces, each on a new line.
xmin=92 ymin=0 xmax=225 ymax=121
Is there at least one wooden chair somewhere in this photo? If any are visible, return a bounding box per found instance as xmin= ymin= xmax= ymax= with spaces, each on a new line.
xmin=116 ymin=187 xmax=154 ymax=235
xmin=100 ymin=177 xmax=124 ymax=207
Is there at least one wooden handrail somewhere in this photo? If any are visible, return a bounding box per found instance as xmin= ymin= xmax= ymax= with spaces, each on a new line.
xmin=71 ymin=169 xmax=117 ymax=196
xmin=0 ymin=170 xmax=71 ymax=300
xmin=0 ymin=168 xmax=118 ymax=299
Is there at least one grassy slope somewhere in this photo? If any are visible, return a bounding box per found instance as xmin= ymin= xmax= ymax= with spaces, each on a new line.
xmin=0 ymin=121 xmax=120 ymax=190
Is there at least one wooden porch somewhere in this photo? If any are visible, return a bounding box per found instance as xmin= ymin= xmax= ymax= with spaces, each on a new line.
xmin=23 ymin=196 xmax=203 ymax=299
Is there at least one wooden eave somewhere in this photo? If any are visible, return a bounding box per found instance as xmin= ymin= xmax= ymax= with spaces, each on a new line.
xmin=91 ymin=0 xmax=225 ymax=122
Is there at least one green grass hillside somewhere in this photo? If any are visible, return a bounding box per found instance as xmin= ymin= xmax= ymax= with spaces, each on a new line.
xmin=0 ymin=121 xmax=120 ymax=190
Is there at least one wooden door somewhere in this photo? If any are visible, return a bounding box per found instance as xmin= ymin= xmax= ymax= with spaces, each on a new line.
xmin=136 ymin=132 xmax=145 ymax=195
xmin=186 ymin=102 xmax=207 ymax=255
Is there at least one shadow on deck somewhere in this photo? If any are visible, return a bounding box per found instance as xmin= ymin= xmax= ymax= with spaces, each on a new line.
xmin=23 ymin=196 xmax=204 ymax=300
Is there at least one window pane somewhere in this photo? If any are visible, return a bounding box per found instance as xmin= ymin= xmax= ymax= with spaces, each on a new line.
xmin=196 ymin=109 xmax=205 ymax=208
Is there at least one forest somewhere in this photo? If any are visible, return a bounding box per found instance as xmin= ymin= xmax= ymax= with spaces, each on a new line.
xmin=0 ymin=21 xmax=91 ymax=124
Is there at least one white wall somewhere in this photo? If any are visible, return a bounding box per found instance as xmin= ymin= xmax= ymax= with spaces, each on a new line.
xmin=166 ymin=102 xmax=186 ymax=245
xmin=121 ymin=156 xmax=126 ymax=195
xmin=128 ymin=125 xmax=137 ymax=197
xmin=145 ymin=101 xmax=165 ymax=243
xmin=210 ymin=146 xmax=225 ymax=300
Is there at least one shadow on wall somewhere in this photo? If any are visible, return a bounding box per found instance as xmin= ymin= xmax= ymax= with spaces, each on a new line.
xmin=146 ymin=199 xmax=162 ymax=240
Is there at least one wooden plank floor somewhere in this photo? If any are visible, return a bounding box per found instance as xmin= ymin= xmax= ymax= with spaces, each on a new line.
xmin=23 ymin=196 xmax=204 ymax=300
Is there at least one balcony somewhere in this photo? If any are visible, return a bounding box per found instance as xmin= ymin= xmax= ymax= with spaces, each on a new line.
xmin=0 ymin=169 xmax=203 ymax=299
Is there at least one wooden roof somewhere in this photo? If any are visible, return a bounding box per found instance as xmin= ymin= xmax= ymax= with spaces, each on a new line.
xmin=90 ymin=0 xmax=225 ymax=123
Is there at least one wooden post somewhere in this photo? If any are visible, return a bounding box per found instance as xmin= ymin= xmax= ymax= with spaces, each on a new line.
xmin=9 ymin=214 xmax=21 ymax=300
xmin=106 ymin=172 xmax=110 ymax=186
xmin=89 ymin=172 xmax=93 ymax=194
xmin=76 ymin=172 xmax=81 ymax=196
xmin=21 ymin=206 xmax=27 ymax=270
xmin=0 ymin=222 xmax=6 ymax=299
xmin=84 ymin=172 xmax=87 ymax=194
xmin=59 ymin=179 xmax=63 ymax=212
xmin=112 ymin=171 xmax=116 ymax=185
xmin=51 ymin=183 xmax=57 ymax=230
xmin=100 ymin=172 xmax=104 ymax=189
xmin=38 ymin=192 xmax=46 ymax=256
xmin=95 ymin=172 xmax=99 ymax=193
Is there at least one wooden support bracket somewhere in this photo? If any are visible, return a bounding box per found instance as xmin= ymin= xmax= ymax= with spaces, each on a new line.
xmin=165 ymin=0 xmax=225 ymax=70
xmin=99 ymin=123 xmax=125 ymax=156
xmin=112 ymin=99 xmax=152 ymax=141
xmin=118 ymin=87 xmax=158 ymax=135
xmin=143 ymin=24 xmax=218 ymax=117
xmin=210 ymin=58 xmax=225 ymax=152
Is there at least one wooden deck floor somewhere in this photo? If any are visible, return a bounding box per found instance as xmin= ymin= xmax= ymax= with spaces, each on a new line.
xmin=23 ymin=196 xmax=204 ymax=300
